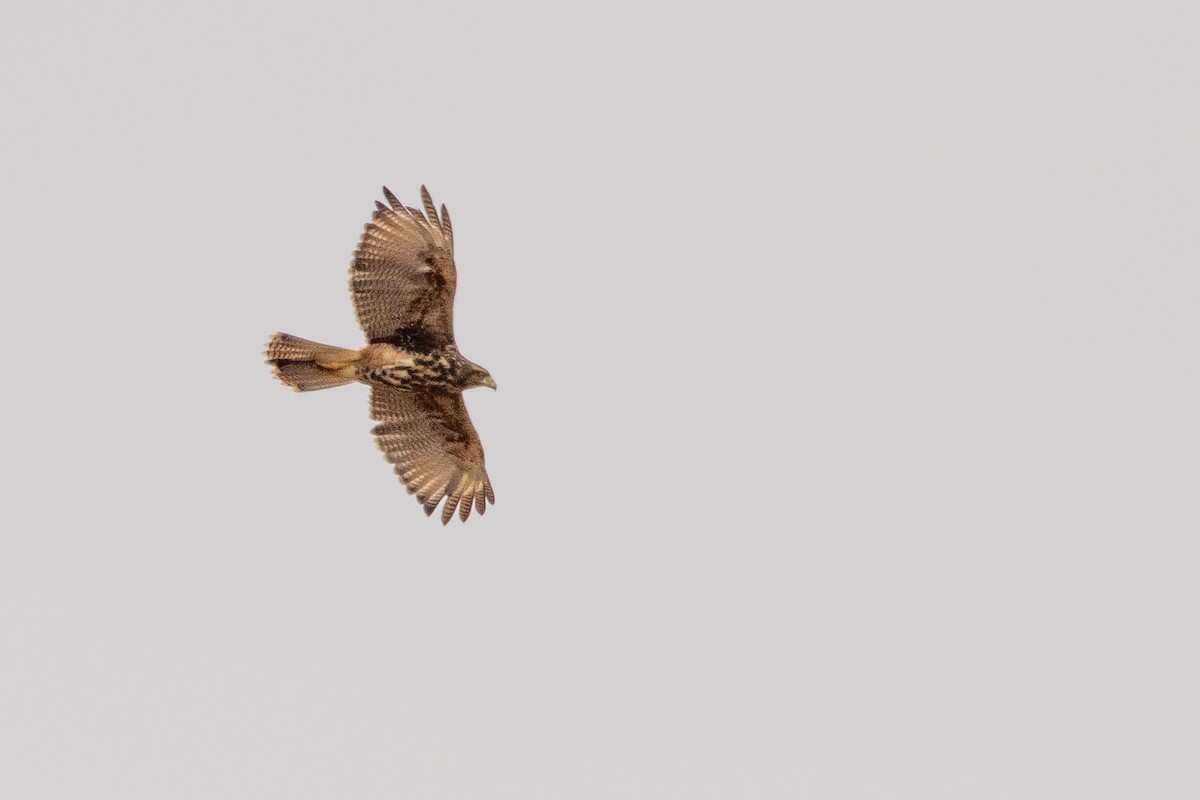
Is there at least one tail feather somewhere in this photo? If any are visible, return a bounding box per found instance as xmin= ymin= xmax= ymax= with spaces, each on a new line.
xmin=266 ymin=332 xmax=360 ymax=392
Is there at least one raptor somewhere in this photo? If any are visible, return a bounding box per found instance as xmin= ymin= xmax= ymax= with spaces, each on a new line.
xmin=266 ymin=186 xmax=495 ymax=524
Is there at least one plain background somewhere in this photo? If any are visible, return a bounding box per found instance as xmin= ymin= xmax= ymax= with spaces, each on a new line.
xmin=2 ymin=1 xmax=1198 ymax=797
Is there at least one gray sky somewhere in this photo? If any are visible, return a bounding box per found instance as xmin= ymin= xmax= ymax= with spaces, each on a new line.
xmin=2 ymin=1 xmax=1198 ymax=797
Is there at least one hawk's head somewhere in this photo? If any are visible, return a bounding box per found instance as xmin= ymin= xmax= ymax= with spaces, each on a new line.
xmin=460 ymin=362 xmax=497 ymax=391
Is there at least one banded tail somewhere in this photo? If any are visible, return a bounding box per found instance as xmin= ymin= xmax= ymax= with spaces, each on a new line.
xmin=266 ymin=333 xmax=361 ymax=392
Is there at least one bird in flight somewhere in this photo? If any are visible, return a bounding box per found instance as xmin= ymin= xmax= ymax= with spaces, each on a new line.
xmin=266 ymin=186 xmax=495 ymax=524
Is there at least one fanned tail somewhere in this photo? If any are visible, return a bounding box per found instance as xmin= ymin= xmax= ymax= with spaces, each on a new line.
xmin=265 ymin=333 xmax=361 ymax=392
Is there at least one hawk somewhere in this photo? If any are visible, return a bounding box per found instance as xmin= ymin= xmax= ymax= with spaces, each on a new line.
xmin=266 ymin=186 xmax=496 ymax=524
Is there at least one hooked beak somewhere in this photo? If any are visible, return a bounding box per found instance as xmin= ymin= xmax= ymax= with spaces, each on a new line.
xmin=482 ymin=375 xmax=497 ymax=390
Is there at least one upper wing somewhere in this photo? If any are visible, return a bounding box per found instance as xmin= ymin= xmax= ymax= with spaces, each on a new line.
xmin=370 ymin=386 xmax=494 ymax=524
xmin=350 ymin=186 xmax=458 ymax=345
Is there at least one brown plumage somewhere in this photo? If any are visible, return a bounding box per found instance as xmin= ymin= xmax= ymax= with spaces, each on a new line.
xmin=266 ymin=186 xmax=495 ymax=524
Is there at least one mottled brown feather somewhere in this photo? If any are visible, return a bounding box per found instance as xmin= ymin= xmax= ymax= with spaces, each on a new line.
xmin=369 ymin=386 xmax=494 ymax=524
xmin=420 ymin=185 xmax=439 ymax=226
xmin=350 ymin=186 xmax=457 ymax=343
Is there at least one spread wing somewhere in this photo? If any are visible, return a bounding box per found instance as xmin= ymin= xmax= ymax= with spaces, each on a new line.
xmin=370 ymin=386 xmax=494 ymax=524
xmin=351 ymin=186 xmax=457 ymax=345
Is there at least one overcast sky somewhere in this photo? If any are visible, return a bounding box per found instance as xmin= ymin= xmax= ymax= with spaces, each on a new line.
xmin=2 ymin=1 xmax=1198 ymax=797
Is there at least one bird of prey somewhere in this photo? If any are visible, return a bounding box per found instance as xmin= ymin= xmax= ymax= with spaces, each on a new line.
xmin=266 ymin=186 xmax=495 ymax=524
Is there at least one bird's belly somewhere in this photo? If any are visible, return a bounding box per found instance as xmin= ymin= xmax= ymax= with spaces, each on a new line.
xmin=361 ymin=365 xmax=417 ymax=389
xmin=360 ymin=365 xmax=453 ymax=392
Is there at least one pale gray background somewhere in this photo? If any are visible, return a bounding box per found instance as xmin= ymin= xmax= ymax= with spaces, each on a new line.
xmin=2 ymin=1 xmax=1197 ymax=797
